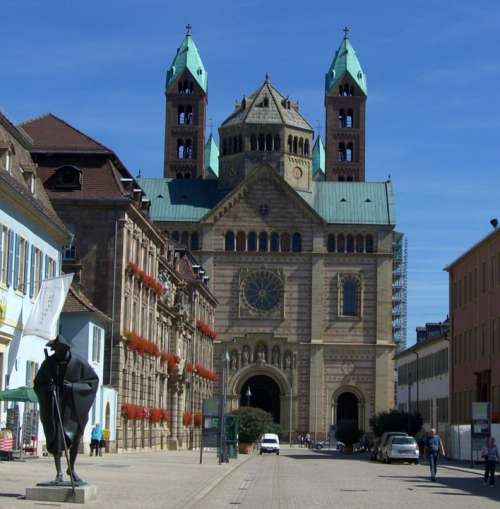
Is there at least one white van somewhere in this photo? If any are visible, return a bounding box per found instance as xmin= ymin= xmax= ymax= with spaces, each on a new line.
xmin=260 ymin=433 xmax=280 ymax=455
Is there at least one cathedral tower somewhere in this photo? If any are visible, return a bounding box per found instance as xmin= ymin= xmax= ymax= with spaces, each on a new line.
xmin=164 ymin=26 xmax=207 ymax=179
xmin=325 ymin=28 xmax=367 ymax=182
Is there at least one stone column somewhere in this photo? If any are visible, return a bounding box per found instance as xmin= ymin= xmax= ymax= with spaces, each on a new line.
xmin=168 ymin=387 xmax=179 ymax=450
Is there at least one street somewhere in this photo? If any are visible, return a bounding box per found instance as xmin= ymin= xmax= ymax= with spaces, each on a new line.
xmin=192 ymin=448 xmax=500 ymax=509
xmin=1 ymin=449 xmax=499 ymax=508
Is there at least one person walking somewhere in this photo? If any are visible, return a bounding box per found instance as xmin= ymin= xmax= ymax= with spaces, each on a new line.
xmin=90 ymin=424 xmax=102 ymax=457
xmin=482 ymin=437 xmax=499 ymax=487
xmin=426 ymin=428 xmax=446 ymax=482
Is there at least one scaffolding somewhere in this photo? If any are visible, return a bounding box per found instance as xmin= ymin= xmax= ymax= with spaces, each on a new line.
xmin=392 ymin=232 xmax=408 ymax=352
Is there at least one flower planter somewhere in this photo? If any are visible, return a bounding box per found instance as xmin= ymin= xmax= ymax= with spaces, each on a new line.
xmin=238 ymin=442 xmax=254 ymax=454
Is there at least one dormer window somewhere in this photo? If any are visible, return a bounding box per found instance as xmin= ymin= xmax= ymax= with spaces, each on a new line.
xmin=55 ymin=165 xmax=81 ymax=190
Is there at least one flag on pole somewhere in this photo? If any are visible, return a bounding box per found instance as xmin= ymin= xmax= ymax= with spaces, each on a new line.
xmin=23 ymin=274 xmax=73 ymax=340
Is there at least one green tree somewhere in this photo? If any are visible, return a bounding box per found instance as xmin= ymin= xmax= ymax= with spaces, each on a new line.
xmin=369 ymin=410 xmax=423 ymax=438
xmin=233 ymin=407 xmax=281 ymax=443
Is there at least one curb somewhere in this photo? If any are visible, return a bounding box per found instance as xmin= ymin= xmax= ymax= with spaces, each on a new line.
xmin=180 ymin=454 xmax=255 ymax=509
xmin=440 ymin=464 xmax=483 ymax=476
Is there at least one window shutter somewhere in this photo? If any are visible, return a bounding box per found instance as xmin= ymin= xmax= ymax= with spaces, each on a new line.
xmin=7 ymin=230 xmax=14 ymax=287
xmin=29 ymin=245 xmax=35 ymax=298
xmin=25 ymin=361 xmax=30 ymax=386
xmin=13 ymin=234 xmax=20 ymax=290
xmin=24 ymin=241 xmax=30 ymax=295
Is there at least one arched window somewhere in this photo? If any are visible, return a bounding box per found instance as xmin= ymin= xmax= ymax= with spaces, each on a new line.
xmin=236 ymin=231 xmax=246 ymax=252
xmin=281 ymin=232 xmax=290 ymax=252
xmin=250 ymin=134 xmax=257 ymax=151
xmin=292 ymin=233 xmax=302 ymax=252
xmin=180 ymin=231 xmax=189 ymax=246
xmin=338 ymin=142 xmax=346 ymax=162
xmin=346 ymin=234 xmax=354 ymax=253
xmin=274 ymin=135 xmax=280 ymax=151
xmin=184 ymin=172 xmax=191 ymax=179
xmin=347 ymin=176 xmax=353 ymax=182
xmin=265 ymin=134 xmax=272 ymax=151
xmin=233 ymin=136 xmax=238 ymax=153
xmin=337 ymin=234 xmax=345 ymax=253
xmin=349 ymin=86 xmax=354 ymax=96
xmin=346 ymin=143 xmax=353 ymax=162
xmin=355 ymin=234 xmax=364 ymax=253
xmin=287 ymin=135 xmax=293 ymax=153
xmin=185 ymin=139 xmax=193 ymax=159
xmin=304 ymin=139 xmax=310 ymax=156
xmin=177 ymin=139 xmax=185 ymax=159
xmin=346 ymin=109 xmax=353 ymax=128
xmin=186 ymin=105 xmax=193 ymax=124
xmin=263 ymin=97 xmax=269 ymax=107
xmin=258 ymin=232 xmax=268 ymax=252
xmin=327 ymin=234 xmax=336 ymax=252
xmin=171 ymin=231 xmax=180 ymax=242
xmin=298 ymin=138 xmax=304 ymax=155
xmin=339 ymin=109 xmax=345 ymax=128
xmin=248 ymin=231 xmax=257 ymax=252
xmin=238 ymin=136 xmax=243 ymax=152
xmin=258 ymin=134 xmax=265 ymax=151
xmin=365 ymin=235 xmax=374 ymax=253
xmin=338 ymin=176 xmax=345 ymax=182
xmin=178 ymin=105 xmax=185 ymax=124
xmin=342 ymin=279 xmax=358 ymax=316
xmin=176 ymin=173 xmax=183 ymax=179
xmin=225 ymin=231 xmax=235 ymax=251
xmin=190 ymin=232 xmax=200 ymax=251
xmin=270 ymin=232 xmax=280 ymax=252
xmin=293 ymin=136 xmax=298 ymax=154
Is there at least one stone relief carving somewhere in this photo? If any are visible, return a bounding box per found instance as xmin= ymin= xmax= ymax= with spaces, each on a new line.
xmin=230 ymin=350 xmax=239 ymax=371
xmin=242 ymin=346 xmax=250 ymax=367
xmin=271 ymin=346 xmax=280 ymax=366
xmin=284 ymin=350 xmax=292 ymax=369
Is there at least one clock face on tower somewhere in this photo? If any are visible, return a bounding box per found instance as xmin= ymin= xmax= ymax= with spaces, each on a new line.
xmin=243 ymin=270 xmax=283 ymax=312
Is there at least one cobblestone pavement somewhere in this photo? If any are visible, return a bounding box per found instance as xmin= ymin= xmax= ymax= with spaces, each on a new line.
xmin=192 ymin=448 xmax=500 ymax=509
xmin=0 ymin=450 xmax=249 ymax=508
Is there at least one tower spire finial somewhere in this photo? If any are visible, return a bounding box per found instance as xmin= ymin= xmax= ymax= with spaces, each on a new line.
xmin=343 ymin=26 xmax=350 ymax=39
xmin=185 ymin=23 xmax=192 ymax=36
xmin=265 ymin=73 xmax=270 ymax=83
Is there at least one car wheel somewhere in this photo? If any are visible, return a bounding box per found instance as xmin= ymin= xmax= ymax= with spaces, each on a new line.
xmin=414 ymin=460 xmax=419 ymax=465
xmin=260 ymin=451 xmax=263 ymax=455
xmin=276 ymin=451 xmax=279 ymax=455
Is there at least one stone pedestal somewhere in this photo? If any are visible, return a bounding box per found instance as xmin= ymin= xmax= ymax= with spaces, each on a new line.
xmin=26 ymin=485 xmax=97 ymax=504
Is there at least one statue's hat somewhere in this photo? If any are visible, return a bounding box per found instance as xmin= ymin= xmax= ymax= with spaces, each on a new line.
xmin=46 ymin=334 xmax=72 ymax=349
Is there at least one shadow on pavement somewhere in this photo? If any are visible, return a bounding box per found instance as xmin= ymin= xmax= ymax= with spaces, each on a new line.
xmin=0 ymin=492 xmax=24 ymax=499
xmin=378 ymin=473 xmax=500 ymax=503
xmin=285 ymin=449 xmax=371 ymax=461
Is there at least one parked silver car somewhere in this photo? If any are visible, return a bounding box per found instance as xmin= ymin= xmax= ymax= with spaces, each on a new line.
xmin=377 ymin=432 xmax=408 ymax=461
xmin=383 ymin=436 xmax=419 ymax=464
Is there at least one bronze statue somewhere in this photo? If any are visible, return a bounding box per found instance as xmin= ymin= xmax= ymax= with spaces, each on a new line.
xmin=34 ymin=335 xmax=98 ymax=486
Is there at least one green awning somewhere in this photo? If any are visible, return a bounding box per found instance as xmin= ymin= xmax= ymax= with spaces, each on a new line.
xmin=0 ymin=386 xmax=38 ymax=403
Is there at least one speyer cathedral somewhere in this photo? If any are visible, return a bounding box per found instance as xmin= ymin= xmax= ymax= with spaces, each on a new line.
xmin=139 ymin=26 xmax=397 ymax=438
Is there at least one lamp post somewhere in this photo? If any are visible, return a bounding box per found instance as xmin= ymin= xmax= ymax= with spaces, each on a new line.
xmin=245 ymin=386 xmax=252 ymax=407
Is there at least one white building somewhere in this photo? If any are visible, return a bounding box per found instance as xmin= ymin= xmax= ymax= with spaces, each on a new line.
xmin=0 ymin=112 xmax=69 ymax=449
xmin=395 ymin=322 xmax=449 ymax=440
xmin=60 ymin=285 xmax=117 ymax=453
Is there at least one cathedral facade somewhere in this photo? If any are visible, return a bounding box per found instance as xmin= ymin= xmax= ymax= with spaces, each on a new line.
xmin=140 ymin=27 xmax=396 ymax=439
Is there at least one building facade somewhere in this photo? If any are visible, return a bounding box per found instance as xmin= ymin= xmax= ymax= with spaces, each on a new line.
xmin=445 ymin=226 xmax=500 ymax=426
xmin=20 ymin=115 xmax=217 ymax=450
xmin=0 ymin=112 xmax=68 ymax=449
xmin=141 ymin=28 xmax=397 ymax=439
xmin=395 ymin=321 xmax=449 ymax=440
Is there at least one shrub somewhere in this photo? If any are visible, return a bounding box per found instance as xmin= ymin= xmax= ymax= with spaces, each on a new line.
xmin=232 ymin=407 xmax=281 ymax=443
xmin=335 ymin=422 xmax=362 ymax=447
xmin=369 ymin=410 xmax=423 ymax=438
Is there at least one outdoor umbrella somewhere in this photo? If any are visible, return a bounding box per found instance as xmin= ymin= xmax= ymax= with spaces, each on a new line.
xmin=0 ymin=386 xmax=38 ymax=402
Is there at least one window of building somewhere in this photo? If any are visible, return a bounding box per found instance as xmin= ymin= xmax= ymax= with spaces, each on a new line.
xmin=287 ymin=135 xmax=292 ymax=153
xmin=236 ymin=231 xmax=246 ymax=252
xmin=25 ymin=360 xmax=39 ymax=387
xmin=258 ymin=134 xmax=265 ymax=151
xmin=92 ymin=326 xmax=101 ymax=363
xmin=190 ymin=232 xmax=200 ymax=251
xmin=337 ymin=234 xmax=345 ymax=253
xmin=280 ymin=232 xmax=290 ymax=252
xmin=355 ymin=234 xmax=364 ymax=253
xmin=481 ymin=261 xmax=487 ymax=293
xmin=177 ymin=105 xmax=185 ymax=124
xmin=258 ymin=232 xmax=268 ymax=252
xmin=292 ymin=233 xmax=302 ymax=252
xmin=248 ymin=231 xmax=257 ymax=252
xmin=54 ymin=166 xmax=81 ymax=190
xmin=293 ymin=137 xmax=298 ymax=154
xmin=224 ymin=231 xmax=235 ymax=251
xmin=346 ymin=234 xmax=354 ymax=253
xmin=270 ymin=232 xmax=279 ymax=252
xmin=180 ymin=231 xmax=189 ymax=247
xmin=186 ymin=105 xmax=193 ymax=124
xmin=171 ymin=231 xmax=179 ymax=242
xmin=342 ymin=278 xmax=359 ymax=316
xmin=266 ymin=134 xmax=272 ymax=151
xmin=274 ymin=135 xmax=280 ymax=151
xmin=250 ymin=134 xmax=257 ymax=151
xmin=327 ymin=234 xmax=336 ymax=252
xmin=0 ymin=225 xmax=8 ymax=286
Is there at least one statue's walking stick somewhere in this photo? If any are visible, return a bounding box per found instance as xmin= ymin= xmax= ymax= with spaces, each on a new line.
xmin=44 ymin=349 xmax=76 ymax=498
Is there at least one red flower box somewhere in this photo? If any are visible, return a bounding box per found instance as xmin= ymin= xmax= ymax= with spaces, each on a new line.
xmin=194 ymin=413 xmax=203 ymax=427
xmin=183 ymin=411 xmax=193 ymax=427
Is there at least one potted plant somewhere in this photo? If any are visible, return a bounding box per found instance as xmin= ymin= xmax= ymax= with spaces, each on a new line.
xmin=233 ymin=407 xmax=281 ymax=454
xmin=335 ymin=422 xmax=362 ymax=454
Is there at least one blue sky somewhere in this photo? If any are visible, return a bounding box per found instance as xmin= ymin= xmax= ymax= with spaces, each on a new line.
xmin=2 ymin=0 xmax=499 ymax=346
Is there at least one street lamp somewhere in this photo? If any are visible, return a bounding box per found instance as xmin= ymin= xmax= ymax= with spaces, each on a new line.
xmin=245 ymin=386 xmax=252 ymax=407
xmin=219 ymin=349 xmax=230 ymax=465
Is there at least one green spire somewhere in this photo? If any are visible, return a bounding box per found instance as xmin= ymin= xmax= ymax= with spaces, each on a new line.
xmin=166 ymin=25 xmax=208 ymax=92
xmin=325 ymin=28 xmax=367 ymax=95
xmin=204 ymin=134 xmax=219 ymax=177
xmin=312 ymin=135 xmax=325 ymax=177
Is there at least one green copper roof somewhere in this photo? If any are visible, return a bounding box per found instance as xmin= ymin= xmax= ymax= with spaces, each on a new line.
xmin=166 ymin=34 xmax=207 ymax=92
xmin=204 ymin=134 xmax=219 ymax=177
xmin=312 ymin=136 xmax=325 ymax=177
xmin=138 ymin=178 xmax=226 ymax=222
xmin=325 ymin=35 xmax=367 ymax=95
xmin=139 ymin=177 xmax=395 ymax=225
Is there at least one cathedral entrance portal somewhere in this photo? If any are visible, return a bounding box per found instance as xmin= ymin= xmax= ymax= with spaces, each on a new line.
xmin=336 ymin=391 xmax=359 ymax=428
xmin=240 ymin=375 xmax=281 ymax=423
